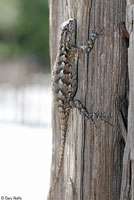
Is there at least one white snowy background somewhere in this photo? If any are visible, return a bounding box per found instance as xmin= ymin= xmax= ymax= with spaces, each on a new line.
xmin=0 ymin=73 xmax=52 ymax=200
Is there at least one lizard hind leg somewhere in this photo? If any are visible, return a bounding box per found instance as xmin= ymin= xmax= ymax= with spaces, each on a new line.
xmin=69 ymin=100 xmax=96 ymax=123
xmin=69 ymin=100 xmax=108 ymax=127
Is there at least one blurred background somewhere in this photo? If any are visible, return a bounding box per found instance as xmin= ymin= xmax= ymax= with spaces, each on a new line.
xmin=0 ymin=0 xmax=52 ymax=199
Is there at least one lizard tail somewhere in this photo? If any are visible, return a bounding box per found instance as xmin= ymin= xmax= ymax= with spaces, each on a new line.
xmin=49 ymin=114 xmax=68 ymax=194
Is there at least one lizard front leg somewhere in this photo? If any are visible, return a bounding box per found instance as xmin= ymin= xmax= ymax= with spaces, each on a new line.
xmin=71 ymin=28 xmax=103 ymax=53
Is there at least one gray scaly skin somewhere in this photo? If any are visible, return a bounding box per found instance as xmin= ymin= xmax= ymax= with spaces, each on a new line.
xmin=49 ymin=18 xmax=105 ymax=194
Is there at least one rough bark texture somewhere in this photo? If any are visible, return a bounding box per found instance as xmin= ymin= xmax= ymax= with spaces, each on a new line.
xmin=127 ymin=1 xmax=134 ymax=199
xmin=120 ymin=1 xmax=134 ymax=199
xmin=48 ymin=0 xmax=128 ymax=199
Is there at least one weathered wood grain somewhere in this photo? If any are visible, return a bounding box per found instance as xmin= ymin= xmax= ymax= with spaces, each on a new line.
xmin=120 ymin=1 xmax=134 ymax=199
xmin=48 ymin=0 xmax=128 ymax=199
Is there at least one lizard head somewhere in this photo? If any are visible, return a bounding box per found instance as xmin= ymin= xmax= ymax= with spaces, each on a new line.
xmin=60 ymin=18 xmax=76 ymax=33
xmin=60 ymin=18 xmax=76 ymax=48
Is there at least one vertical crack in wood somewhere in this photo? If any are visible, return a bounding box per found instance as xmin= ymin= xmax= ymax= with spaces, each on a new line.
xmin=82 ymin=1 xmax=93 ymax=199
xmin=82 ymin=119 xmax=86 ymax=200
